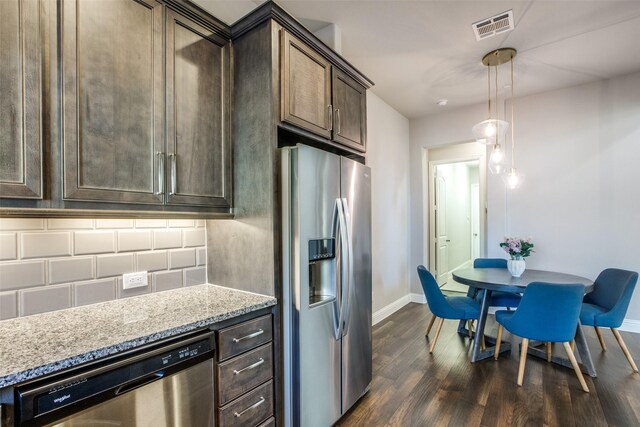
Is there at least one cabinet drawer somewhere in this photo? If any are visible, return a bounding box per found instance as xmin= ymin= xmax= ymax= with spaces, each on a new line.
xmin=218 ymin=380 xmax=273 ymax=427
xmin=257 ymin=417 xmax=275 ymax=427
xmin=218 ymin=315 xmax=272 ymax=361
xmin=218 ymin=343 xmax=273 ymax=405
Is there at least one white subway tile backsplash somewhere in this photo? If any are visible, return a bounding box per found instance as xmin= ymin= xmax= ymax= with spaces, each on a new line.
xmin=169 ymin=248 xmax=196 ymax=269
xmin=1 ymin=219 xmax=207 ymax=318
xmin=49 ymin=257 xmax=94 ymax=285
xmin=47 ymin=219 xmax=94 ymax=229
xmin=96 ymin=219 xmax=134 ymax=229
xmin=21 ymin=232 xmax=72 ymax=259
xmin=0 ymin=261 xmax=46 ymax=291
xmin=0 ymin=291 xmax=18 ymax=320
xmin=153 ymin=270 xmax=183 ymax=292
xmin=0 ymin=233 xmax=17 ymax=261
xmin=184 ymin=267 xmax=206 ymax=286
xmin=153 ymin=229 xmax=182 ymax=249
xmin=74 ymin=231 xmax=116 ymax=255
xmin=135 ymin=219 xmax=167 ymax=228
xmin=0 ymin=218 xmax=44 ymax=231
xmin=20 ymin=284 xmax=71 ymax=316
xmin=136 ymin=251 xmax=168 ymax=272
xmin=74 ymin=278 xmax=116 ymax=306
xmin=97 ymin=254 xmax=135 ymax=278
xmin=168 ymin=220 xmax=195 ymax=228
xmin=196 ymin=247 xmax=206 ymax=266
xmin=118 ymin=230 xmax=152 ymax=252
xmin=183 ymin=229 xmax=205 ymax=247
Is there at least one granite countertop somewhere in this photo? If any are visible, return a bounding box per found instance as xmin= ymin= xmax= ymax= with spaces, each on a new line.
xmin=0 ymin=284 xmax=276 ymax=388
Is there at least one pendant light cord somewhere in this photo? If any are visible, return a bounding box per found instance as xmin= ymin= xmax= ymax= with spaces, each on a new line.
xmin=487 ymin=65 xmax=491 ymax=118
xmin=510 ymin=54 xmax=515 ymax=169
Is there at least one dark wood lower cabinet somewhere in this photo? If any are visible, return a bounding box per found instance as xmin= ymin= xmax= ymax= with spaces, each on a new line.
xmin=215 ymin=314 xmax=275 ymax=427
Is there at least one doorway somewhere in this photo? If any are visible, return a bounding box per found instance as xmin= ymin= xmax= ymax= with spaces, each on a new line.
xmin=425 ymin=142 xmax=487 ymax=293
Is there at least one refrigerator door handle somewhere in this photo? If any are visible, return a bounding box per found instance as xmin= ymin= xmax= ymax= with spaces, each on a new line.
xmin=332 ymin=198 xmax=349 ymax=340
xmin=340 ymin=197 xmax=355 ymax=337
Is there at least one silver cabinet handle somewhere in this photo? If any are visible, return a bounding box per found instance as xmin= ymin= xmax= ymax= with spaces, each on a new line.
xmin=155 ymin=152 xmax=165 ymax=195
xmin=232 ymin=329 xmax=264 ymax=343
xmin=169 ymin=153 xmax=177 ymax=195
xmin=233 ymin=358 xmax=264 ymax=375
xmin=328 ymin=104 xmax=333 ymax=131
xmin=336 ymin=108 xmax=341 ymax=134
xmin=234 ymin=397 xmax=265 ymax=418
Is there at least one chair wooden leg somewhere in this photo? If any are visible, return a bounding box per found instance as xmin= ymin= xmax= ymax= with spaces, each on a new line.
xmin=594 ymin=326 xmax=607 ymax=351
xmin=426 ymin=314 xmax=436 ymax=337
xmin=546 ymin=342 xmax=553 ymax=362
xmin=570 ymin=340 xmax=575 ymax=352
xmin=517 ymin=338 xmax=529 ymax=386
xmin=563 ymin=341 xmax=589 ymax=392
xmin=429 ymin=317 xmax=445 ymax=354
xmin=468 ymin=320 xmax=474 ymax=338
xmin=494 ymin=324 xmax=503 ymax=360
xmin=482 ymin=334 xmax=486 ymax=352
xmin=611 ymin=328 xmax=639 ymax=372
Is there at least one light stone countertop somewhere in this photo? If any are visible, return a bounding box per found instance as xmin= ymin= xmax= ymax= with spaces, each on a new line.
xmin=0 ymin=284 xmax=276 ymax=388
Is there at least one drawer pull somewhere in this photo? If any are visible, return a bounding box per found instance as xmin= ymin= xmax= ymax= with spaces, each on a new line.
xmin=233 ymin=358 xmax=265 ymax=375
xmin=234 ymin=397 xmax=265 ymax=418
xmin=232 ymin=329 xmax=264 ymax=343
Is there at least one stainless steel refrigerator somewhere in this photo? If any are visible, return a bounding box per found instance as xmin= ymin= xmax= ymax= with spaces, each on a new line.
xmin=281 ymin=144 xmax=372 ymax=427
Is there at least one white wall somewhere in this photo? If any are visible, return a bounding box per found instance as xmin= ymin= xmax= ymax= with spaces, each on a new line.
xmin=367 ymin=92 xmax=411 ymax=313
xmin=410 ymin=71 xmax=640 ymax=321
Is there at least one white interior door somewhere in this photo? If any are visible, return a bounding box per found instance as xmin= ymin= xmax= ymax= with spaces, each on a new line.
xmin=471 ymin=183 xmax=480 ymax=261
xmin=435 ymin=172 xmax=449 ymax=286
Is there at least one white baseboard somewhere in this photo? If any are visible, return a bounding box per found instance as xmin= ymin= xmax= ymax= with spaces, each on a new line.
xmin=407 ymin=293 xmax=640 ymax=334
xmin=372 ymin=294 xmax=411 ymax=326
xmin=409 ymin=293 xmax=426 ymax=304
xmin=620 ymin=319 xmax=640 ymax=334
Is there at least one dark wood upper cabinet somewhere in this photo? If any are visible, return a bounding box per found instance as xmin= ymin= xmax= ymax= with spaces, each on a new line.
xmin=280 ymin=30 xmax=367 ymax=153
xmin=165 ymin=10 xmax=231 ymax=208
xmin=0 ymin=0 xmax=43 ymax=199
xmin=332 ymin=69 xmax=367 ymax=152
xmin=281 ymin=30 xmax=332 ymax=139
xmin=61 ymin=0 xmax=164 ymax=204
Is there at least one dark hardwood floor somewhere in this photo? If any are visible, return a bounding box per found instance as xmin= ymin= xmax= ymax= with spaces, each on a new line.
xmin=337 ymin=303 xmax=640 ymax=427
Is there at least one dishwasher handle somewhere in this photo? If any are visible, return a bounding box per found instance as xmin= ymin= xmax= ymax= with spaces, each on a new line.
xmin=114 ymin=371 xmax=164 ymax=396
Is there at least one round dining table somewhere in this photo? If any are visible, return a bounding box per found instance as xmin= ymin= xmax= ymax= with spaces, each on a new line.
xmin=452 ymin=267 xmax=597 ymax=377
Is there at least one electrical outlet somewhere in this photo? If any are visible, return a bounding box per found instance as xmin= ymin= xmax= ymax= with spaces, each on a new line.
xmin=122 ymin=271 xmax=148 ymax=289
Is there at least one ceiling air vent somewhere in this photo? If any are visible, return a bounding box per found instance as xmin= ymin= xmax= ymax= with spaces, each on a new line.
xmin=472 ymin=10 xmax=514 ymax=41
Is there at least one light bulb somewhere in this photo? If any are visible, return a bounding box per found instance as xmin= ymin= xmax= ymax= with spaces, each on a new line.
xmin=488 ymin=145 xmax=506 ymax=175
xmin=503 ymin=168 xmax=524 ymax=189
xmin=485 ymin=123 xmax=496 ymax=137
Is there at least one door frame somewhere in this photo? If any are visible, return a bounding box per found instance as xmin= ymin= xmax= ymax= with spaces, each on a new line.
xmin=423 ymin=142 xmax=487 ymax=279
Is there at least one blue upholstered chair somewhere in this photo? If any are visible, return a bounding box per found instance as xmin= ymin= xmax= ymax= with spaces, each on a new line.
xmin=417 ymin=265 xmax=480 ymax=353
xmin=494 ymin=282 xmax=589 ymax=392
xmin=474 ymin=258 xmax=522 ymax=309
xmin=580 ymin=268 xmax=639 ymax=372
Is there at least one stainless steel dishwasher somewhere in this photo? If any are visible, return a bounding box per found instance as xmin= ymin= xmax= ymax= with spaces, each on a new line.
xmin=14 ymin=330 xmax=215 ymax=426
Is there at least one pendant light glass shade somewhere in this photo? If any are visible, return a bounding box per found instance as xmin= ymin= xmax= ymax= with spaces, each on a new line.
xmin=503 ymin=167 xmax=524 ymax=189
xmin=473 ymin=118 xmax=509 ymax=145
xmin=488 ymin=144 xmax=507 ymax=175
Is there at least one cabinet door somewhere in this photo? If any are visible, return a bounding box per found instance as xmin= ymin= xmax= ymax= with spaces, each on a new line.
xmin=61 ymin=0 xmax=164 ymax=204
xmin=332 ymin=69 xmax=367 ymax=152
xmin=165 ymin=10 xmax=231 ymax=207
xmin=281 ymin=30 xmax=332 ymax=139
xmin=0 ymin=0 xmax=42 ymax=199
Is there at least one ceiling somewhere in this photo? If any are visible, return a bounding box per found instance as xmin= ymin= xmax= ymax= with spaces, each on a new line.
xmin=194 ymin=0 xmax=640 ymax=119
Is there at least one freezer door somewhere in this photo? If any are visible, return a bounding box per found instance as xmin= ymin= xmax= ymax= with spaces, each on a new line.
xmin=284 ymin=145 xmax=342 ymax=427
xmin=340 ymin=157 xmax=372 ymax=413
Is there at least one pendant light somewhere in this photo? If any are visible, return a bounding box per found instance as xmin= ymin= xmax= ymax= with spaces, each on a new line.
xmin=472 ymin=51 xmax=509 ymax=147
xmin=502 ymin=50 xmax=524 ymax=189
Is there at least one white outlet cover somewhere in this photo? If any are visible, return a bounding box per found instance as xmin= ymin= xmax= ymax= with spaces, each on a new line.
xmin=123 ymin=271 xmax=148 ymax=289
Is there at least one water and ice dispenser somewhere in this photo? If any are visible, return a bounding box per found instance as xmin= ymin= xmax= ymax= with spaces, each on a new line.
xmin=308 ymin=238 xmax=336 ymax=307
